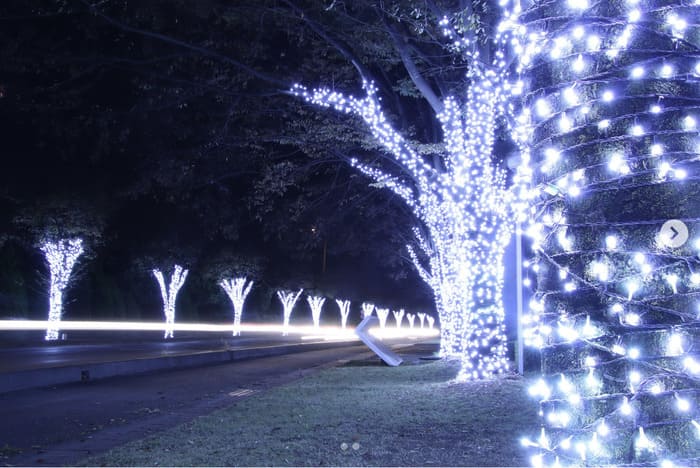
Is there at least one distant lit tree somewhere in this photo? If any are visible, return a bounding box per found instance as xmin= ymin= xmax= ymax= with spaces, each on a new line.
xmin=277 ymin=288 xmax=303 ymax=335
xmin=219 ymin=277 xmax=254 ymax=336
xmin=307 ymin=295 xmax=325 ymax=329
xmin=153 ymin=265 xmax=188 ymax=339
xmin=41 ymin=238 xmax=84 ymax=340
xmin=335 ymin=298 xmax=351 ymax=329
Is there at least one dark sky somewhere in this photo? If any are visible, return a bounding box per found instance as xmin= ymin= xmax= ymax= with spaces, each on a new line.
xmin=0 ymin=1 xmax=435 ymax=322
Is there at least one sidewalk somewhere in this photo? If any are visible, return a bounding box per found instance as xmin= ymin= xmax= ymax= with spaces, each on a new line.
xmin=0 ymin=332 xmax=362 ymax=394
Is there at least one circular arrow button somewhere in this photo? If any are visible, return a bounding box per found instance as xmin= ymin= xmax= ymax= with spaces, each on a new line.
xmin=659 ymin=219 xmax=689 ymax=248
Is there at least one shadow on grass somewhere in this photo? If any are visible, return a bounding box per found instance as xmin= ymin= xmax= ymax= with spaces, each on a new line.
xmin=80 ymin=360 xmax=539 ymax=467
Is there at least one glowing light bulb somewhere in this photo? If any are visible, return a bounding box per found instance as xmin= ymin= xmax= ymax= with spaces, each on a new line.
xmin=598 ymin=421 xmax=610 ymax=436
xmin=567 ymin=0 xmax=589 ymax=10
xmin=560 ymin=113 xmax=573 ymax=132
xmin=602 ymin=90 xmax=614 ymax=102
xmin=613 ymin=344 xmax=626 ymax=355
xmin=626 ymin=281 xmax=639 ymax=300
xmin=564 ymin=87 xmax=579 ymax=105
xmin=660 ymin=64 xmax=674 ymax=77
xmin=684 ymin=115 xmax=697 ymax=130
xmin=650 ymin=144 xmax=663 ymax=156
xmin=625 ymin=312 xmax=641 ymax=327
xmin=587 ymin=35 xmax=601 ymax=51
xmin=628 ymin=347 xmax=641 ymax=359
xmin=631 ymin=124 xmax=645 ymax=136
xmin=636 ymin=427 xmax=654 ymax=451
xmin=665 ymin=274 xmax=679 ymax=293
xmin=535 ymin=98 xmax=551 ymax=117
xmin=605 ymin=234 xmax=618 ymax=250
xmin=676 ymin=393 xmax=690 ymax=412
xmin=621 ymin=397 xmax=633 ymax=415
xmin=572 ymin=54 xmax=585 ymax=73
xmin=630 ymin=66 xmax=645 ymax=78
xmin=598 ymin=119 xmax=610 ymax=130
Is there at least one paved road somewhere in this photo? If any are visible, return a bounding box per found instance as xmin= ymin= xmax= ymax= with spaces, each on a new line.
xmin=0 ymin=343 xmax=387 ymax=466
xmin=0 ymin=333 xmax=331 ymax=372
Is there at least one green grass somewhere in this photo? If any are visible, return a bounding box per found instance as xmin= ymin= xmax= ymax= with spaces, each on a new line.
xmin=81 ymin=359 xmax=539 ymax=466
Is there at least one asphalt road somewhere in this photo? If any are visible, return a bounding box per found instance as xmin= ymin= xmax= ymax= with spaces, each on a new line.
xmin=0 ymin=343 xmax=378 ymax=466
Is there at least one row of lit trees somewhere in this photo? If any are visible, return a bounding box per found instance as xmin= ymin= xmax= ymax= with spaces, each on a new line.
xmin=39 ymin=238 xmax=433 ymax=340
xmin=289 ymin=0 xmax=700 ymax=463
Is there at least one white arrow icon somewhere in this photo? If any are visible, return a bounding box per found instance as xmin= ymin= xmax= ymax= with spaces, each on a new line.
xmin=355 ymin=316 xmax=403 ymax=366
xmin=659 ymin=220 xmax=689 ymax=248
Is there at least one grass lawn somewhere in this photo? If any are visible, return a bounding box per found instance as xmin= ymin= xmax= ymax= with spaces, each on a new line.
xmin=81 ymin=358 xmax=539 ymax=466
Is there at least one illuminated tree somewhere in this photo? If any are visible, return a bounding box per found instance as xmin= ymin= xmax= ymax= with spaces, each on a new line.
xmin=508 ymin=0 xmax=700 ymax=465
xmin=376 ymin=307 xmax=390 ymax=329
xmin=41 ymin=238 xmax=84 ymax=340
xmin=152 ymin=265 xmax=188 ymax=339
xmin=427 ymin=315 xmax=435 ymax=330
xmin=277 ymin=288 xmax=303 ymax=336
xmin=362 ymin=302 xmax=374 ymax=319
xmin=307 ymin=295 xmax=325 ymax=329
xmin=219 ymin=277 xmax=254 ymax=336
xmin=393 ymin=309 xmax=405 ymax=328
xmin=407 ymin=313 xmax=416 ymax=329
xmin=418 ymin=312 xmax=426 ymax=329
xmin=289 ymin=0 xmax=533 ymax=380
xmin=335 ymin=299 xmax=351 ymax=329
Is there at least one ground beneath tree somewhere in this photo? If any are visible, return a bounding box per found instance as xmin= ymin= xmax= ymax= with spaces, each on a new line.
xmin=81 ymin=355 xmax=540 ymax=467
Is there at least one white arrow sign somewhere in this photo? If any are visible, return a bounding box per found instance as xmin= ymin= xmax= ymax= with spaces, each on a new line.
xmin=355 ymin=316 xmax=403 ymax=366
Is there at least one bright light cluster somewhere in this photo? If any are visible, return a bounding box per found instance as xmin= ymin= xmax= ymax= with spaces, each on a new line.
xmin=277 ymin=288 xmax=303 ymax=336
xmin=362 ymin=302 xmax=375 ymax=318
xmin=376 ymin=307 xmax=390 ymax=329
xmin=292 ymin=50 xmax=514 ymax=380
xmin=41 ymin=238 xmax=84 ymax=341
xmin=335 ymin=299 xmax=351 ymax=329
xmin=219 ymin=277 xmax=253 ymax=336
xmin=307 ymin=295 xmax=326 ymax=329
xmin=393 ymin=309 xmax=405 ymax=328
xmin=153 ymin=265 xmax=189 ymax=339
xmin=503 ymin=0 xmax=700 ymax=464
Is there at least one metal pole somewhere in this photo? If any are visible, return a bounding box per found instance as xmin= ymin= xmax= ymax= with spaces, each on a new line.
xmin=516 ymin=222 xmax=524 ymax=375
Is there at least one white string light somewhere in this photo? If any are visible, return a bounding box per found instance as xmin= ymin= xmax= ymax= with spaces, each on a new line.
xmin=503 ymin=0 xmax=700 ymax=464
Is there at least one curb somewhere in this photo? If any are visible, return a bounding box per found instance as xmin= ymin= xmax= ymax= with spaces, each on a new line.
xmin=0 ymin=339 xmax=359 ymax=394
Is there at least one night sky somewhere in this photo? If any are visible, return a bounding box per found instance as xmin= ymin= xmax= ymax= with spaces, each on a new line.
xmin=0 ymin=1 xmax=441 ymax=323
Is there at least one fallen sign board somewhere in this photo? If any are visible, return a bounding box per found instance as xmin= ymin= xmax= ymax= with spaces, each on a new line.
xmin=355 ymin=316 xmax=403 ymax=366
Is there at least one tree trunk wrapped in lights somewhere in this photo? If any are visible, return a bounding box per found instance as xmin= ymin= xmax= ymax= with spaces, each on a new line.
xmin=307 ymin=295 xmax=326 ymax=329
xmin=293 ymin=72 xmax=513 ymax=380
xmin=277 ymin=289 xmax=303 ymax=336
xmin=219 ymin=277 xmax=253 ymax=336
xmin=376 ymin=307 xmax=390 ymax=329
xmin=393 ymin=309 xmax=405 ymax=328
xmin=153 ymin=265 xmax=188 ymax=339
xmin=361 ymin=302 xmax=374 ymax=319
xmin=509 ymin=0 xmax=700 ymax=465
xmin=335 ymin=299 xmax=351 ymax=329
xmin=41 ymin=238 xmax=84 ymax=341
